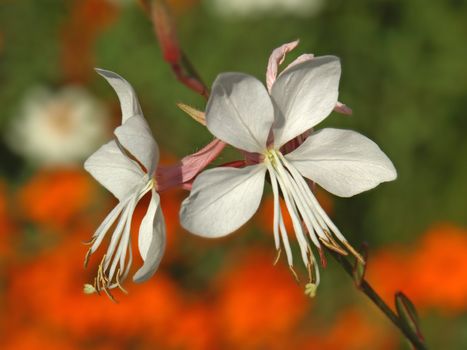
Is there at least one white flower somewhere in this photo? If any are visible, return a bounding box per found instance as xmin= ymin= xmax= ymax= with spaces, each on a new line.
xmin=5 ymin=86 xmax=109 ymax=166
xmin=83 ymin=69 xmax=165 ymax=300
xmin=207 ymin=0 xmax=324 ymax=18
xmin=180 ymin=56 xmax=397 ymax=288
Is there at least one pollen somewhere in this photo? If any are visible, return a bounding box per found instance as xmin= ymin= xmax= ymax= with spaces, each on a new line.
xmin=83 ymin=284 xmax=97 ymax=295
xmin=304 ymin=283 xmax=317 ymax=298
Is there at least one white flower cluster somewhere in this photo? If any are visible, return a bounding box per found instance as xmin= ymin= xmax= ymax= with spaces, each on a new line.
xmin=82 ymin=42 xmax=397 ymax=300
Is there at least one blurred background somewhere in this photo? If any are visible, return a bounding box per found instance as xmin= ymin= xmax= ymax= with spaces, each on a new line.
xmin=0 ymin=0 xmax=466 ymax=349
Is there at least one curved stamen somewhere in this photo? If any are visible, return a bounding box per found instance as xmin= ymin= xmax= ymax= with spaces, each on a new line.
xmin=84 ymin=179 xmax=155 ymax=300
xmin=267 ymin=165 xmax=293 ymax=266
xmin=263 ymin=148 xmax=363 ymax=292
xmin=280 ymin=154 xmax=364 ymax=263
xmin=269 ymin=161 xmax=310 ymax=267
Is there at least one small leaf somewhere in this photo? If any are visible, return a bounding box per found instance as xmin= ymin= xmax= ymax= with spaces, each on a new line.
xmin=395 ymin=292 xmax=425 ymax=343
xmin=352 ymin=242 xmax=368 ymax=288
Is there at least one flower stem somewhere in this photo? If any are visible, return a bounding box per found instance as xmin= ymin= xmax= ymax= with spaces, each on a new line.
xmin=327 ymin=249 xmax=427 ymax=350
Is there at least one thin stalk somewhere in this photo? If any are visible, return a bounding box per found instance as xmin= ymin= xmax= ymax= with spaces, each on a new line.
xmin=327 ymin=249 xmax=427 ymax=350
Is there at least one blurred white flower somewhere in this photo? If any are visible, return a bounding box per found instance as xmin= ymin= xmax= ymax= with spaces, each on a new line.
xmin=5 ymin=86 xmax=110 ymax=166
xmin=207 ymin=0 xmax=324 ymax=18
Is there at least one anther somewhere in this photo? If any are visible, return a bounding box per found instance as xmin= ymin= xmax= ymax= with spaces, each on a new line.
xmin=82 ymin=236 xmax=97 ymax=246
xmin=115 ymin=269 xmax=128 ymax=294
xmin=323 ymin=230 xmax=347 ymax=253
xmin=273 ymin=248 xmax=282 ymax=266
xmin=102 ymin=285 xmax=117 ymax=303
xmin=289 ymin=265 xmax=300 ymax=284
xmin=304 ymin=283 xmax=317 ymax=298
xmin=341 ymin=240 xmax=365 ymax=265
xmin=83 ymin=248 xmax=92 ymax=268
xmin=319 ymin=236 xmax=348 ymax=256
xmin=93 ymin=277 xmax=101 ymax=295
xmin=83 ymin=283 xmax=97 ymax=295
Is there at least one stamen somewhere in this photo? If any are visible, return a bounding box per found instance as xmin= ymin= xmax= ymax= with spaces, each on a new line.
xmin=323 ymin=229 xmax=347 ymax=254
xmin=273 ymin=248 xmax=282 ymax=266
xmin=318 ymin=236 xmax=348 ymax=255
xmin=304 ymin=283 xmax=317 ymax=298
xmin=272 ymin=152 xmax=324 ymax=249
xmin=307 ymin=262 xmax=313 ymax=283
xmin=270 ymin=156 xmax=312 ymax=266
xmin=308 ymin=248 xmax=320 ymax=286
xmin=91 ymin=200 xmax=127 ymax=253
xmin=103 ymin=203 xmax=133 ymax=271
xmin=268 ymin=166 xmax=293 ymax=266
xmin=115 ymin=268 xmax=129 ymax=294
xmin=270 ymin=172 xmax=281 ymax=250
xmin=266 ymin=148 xmax=365 ymax=292
xmin=342 ymin=240 xmax=365 ymax=265
xmin=102 ymin=284 xmax=117 ymax=303
xmin=83 ymin=248 xmax=92 ymax=268
xmin=279 ymin=154 xmax=364 ymax=263
xmin=82 ymin=236 xmax=97 ymax=246
xmin=83 ymin=283 xmax=97 ymax=295
xmin=278 ymin=153 xmax=329 ymax=241
xmin=92 ymin=277 xmax=100 ymax=296
xmin=289 ymin=265 xmax=300 ymax=284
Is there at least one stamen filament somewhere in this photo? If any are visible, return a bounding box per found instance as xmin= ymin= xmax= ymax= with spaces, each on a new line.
xmin=280 ymin=153 xmax=364 ymax=264
xmin=269 ymin=161 xmax=310 ymax=267
xmin=83 ymin=178 xmax=155 ymax=301
xmin=267 ymin=166 xmax=293 ymax=266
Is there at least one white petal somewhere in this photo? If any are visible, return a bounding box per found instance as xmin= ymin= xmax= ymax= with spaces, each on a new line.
xmin=206 ymin=73 xmax=274 ymax=153
xmin=84 ymin=140 xmax=144 ymax=200
xmin=95 ymin=68 xmax=143 ymax=124
xmin=180 ymin=165 xmax=266 ymax=237
xmin=90 ymin=199 xmax=126 ymax=253
xmin=286 ymin=128 xmax=397 ymax=197
xmin=133 ymin=190 xmax=166 ymax=283
xmin=137 ymin=189 xmax=162 ymax=260
xmin=114 ymin=115 xmax=159 ymax=175
xmin=271 ymin=56 xmax=341 ymax=147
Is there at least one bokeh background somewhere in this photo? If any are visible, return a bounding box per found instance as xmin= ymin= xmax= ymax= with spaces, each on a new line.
xmin=1 ymin=0 xmax=466 ymax=349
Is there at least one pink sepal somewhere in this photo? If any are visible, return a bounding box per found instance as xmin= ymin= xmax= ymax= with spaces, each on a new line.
xmin=219 ymin=160 xmax=247 ymax=168
xmin=268 ymin=41 xmax=352 ymax=116
xmin=181 ymin=182 xmax=193 ymax=191
xmin=266 ymin=40 xmax=300 ymax=92
xmin=156 ymin=138 xmax=225 ymax=191
xmin=334 ymin=101 xmax=353 ymax=115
